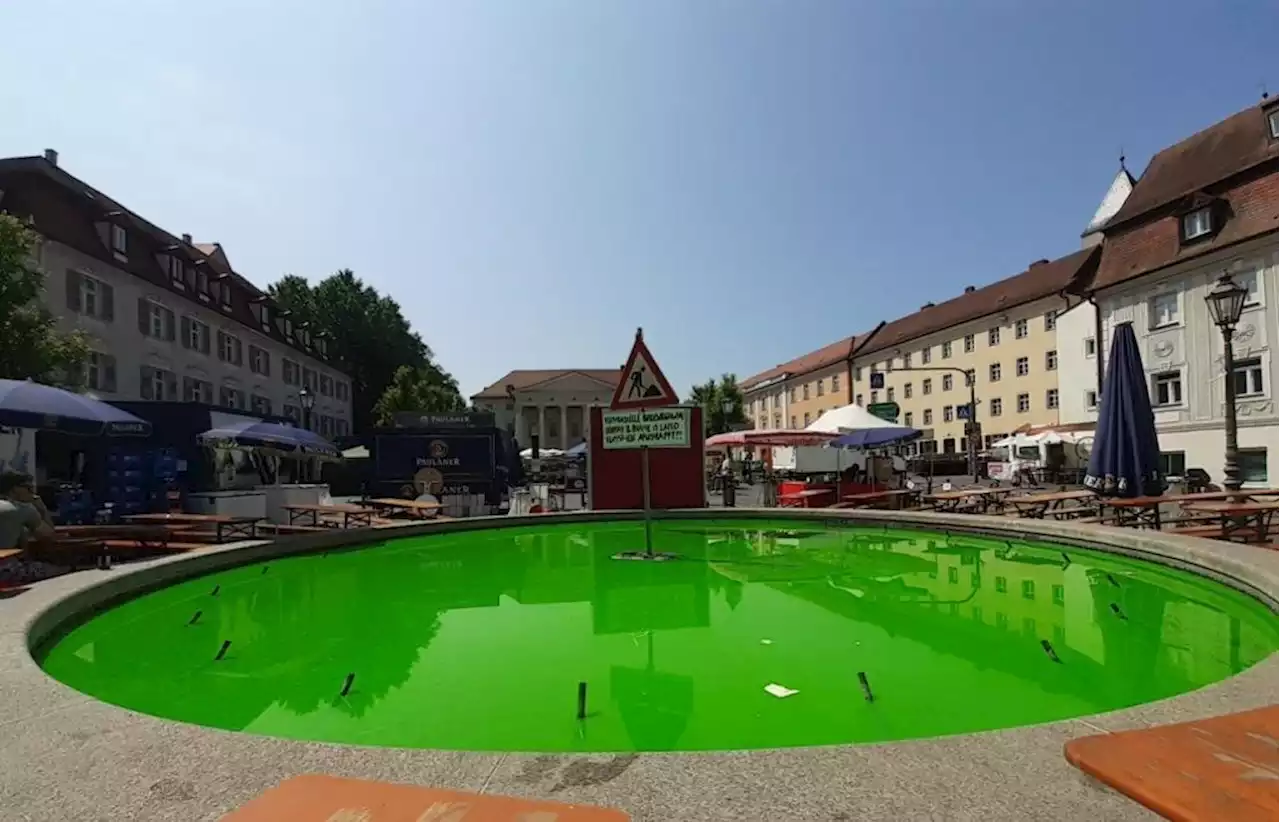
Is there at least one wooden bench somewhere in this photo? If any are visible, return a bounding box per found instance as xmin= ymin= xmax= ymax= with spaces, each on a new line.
xmin=1171 ymin=523 xmax=1278 ymax=544
xmin=257 ymin=523 xmax=331 ymax=535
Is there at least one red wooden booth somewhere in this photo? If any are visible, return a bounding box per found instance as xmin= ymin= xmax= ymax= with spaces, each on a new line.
xmin=587 ymin=405 xmax=706 ymax=510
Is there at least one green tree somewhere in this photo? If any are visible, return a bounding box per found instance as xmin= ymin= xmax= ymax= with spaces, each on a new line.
xmin=267 ymin=270 xmax=462 ymax=432
xmin=0 ymin=214 xmax=89 ymax=386
xmin=687 ymin=374 xmax=747 ymax=436
xmin=372 ymin=364 xmax=467 ymax=425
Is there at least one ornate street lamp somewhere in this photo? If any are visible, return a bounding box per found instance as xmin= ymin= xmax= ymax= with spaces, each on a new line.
xmin=1205 ymin=272 xmax=1249 ymax=497
xmin=298 ymin=386 xmax=316 ymax=431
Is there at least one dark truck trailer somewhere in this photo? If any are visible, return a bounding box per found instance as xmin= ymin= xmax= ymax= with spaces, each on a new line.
xmin=366 ymin=422 xmax=522 ymax=509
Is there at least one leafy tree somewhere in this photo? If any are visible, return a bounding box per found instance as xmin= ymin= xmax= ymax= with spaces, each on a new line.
xmin=373 ymin=364 xmax=467 ymax=425
xmin=687 ymin=374 xmax=747 ymax=436
xmin=0 ymin=214 xmax=89 ymax=386
xmin=267 ymin=270 xmax=462 ymax=432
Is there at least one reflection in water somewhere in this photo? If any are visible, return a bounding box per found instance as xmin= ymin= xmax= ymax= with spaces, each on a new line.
xmin=37 ymin=519 xmax=1278 ymax=754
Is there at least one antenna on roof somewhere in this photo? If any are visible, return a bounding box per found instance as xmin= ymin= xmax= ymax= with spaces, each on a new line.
xmin=1118 ymin=148 xmax=1127 ymax=174
xmin=1260 ymin=80 xmax=1270 ymax=100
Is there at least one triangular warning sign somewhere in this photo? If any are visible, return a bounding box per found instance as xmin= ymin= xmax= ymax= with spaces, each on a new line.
xmin=610 ymin=328 xmax=679 ymax=410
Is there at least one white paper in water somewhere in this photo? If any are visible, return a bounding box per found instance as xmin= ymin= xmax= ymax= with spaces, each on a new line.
xmin=764 ymin=683 xmax=798 ymax=698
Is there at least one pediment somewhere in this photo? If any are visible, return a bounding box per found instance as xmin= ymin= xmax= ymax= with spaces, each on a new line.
xmin=522 ymin=371 xmax=619 ymax=395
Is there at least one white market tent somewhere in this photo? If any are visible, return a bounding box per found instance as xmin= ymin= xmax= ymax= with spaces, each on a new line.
xmin=805 ymin=403 xmax=904 ymax=433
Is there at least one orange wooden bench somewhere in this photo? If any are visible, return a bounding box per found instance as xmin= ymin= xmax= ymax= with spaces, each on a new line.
xmin=1065 ymin=705 xmax=1278 ymax=821
xmin=220 ymin=774 xmax=630 ymax=821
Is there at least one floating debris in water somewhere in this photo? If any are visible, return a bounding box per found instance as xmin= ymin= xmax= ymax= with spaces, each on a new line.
xmin=764 ymin=683 xmax=798 ymax=698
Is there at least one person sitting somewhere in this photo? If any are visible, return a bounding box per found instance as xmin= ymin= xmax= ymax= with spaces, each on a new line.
xmin=0 ymin=472 xmax=60 ymax=586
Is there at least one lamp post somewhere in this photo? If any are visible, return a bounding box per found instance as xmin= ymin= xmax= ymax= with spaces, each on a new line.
xmin=721 ymin=397 xmax=737 ymax=507
xmin=1204 ymin=272 xmax=1249 ymax=499
xmin=298 ymin=387 xmax=315 ymax=432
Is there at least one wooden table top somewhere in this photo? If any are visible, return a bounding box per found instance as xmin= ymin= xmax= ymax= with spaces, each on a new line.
xmin=781 ymin=489 xmax=831 ymax=498
xmin=1182 ymin=500 xmax=1279 ymax=514
xmin=282 ymin=503 xmax=372 ymax=514
xmin=930 ymin=487 xmax=1013 ymax=500
xmin=842 ymin=489 xmax=915 ymax=501
xmin=124 ymin=513 xmax=257 ymax=524
xmin=368 ymin=497 xmax=443 ymax=510
xmin=1007 ymin=490 xmax=1097 ymax=505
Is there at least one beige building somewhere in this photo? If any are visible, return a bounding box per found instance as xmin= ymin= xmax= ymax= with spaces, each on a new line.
xmin=850 ymin=249 xmax=1099 ymax=454
xmin=741 ymin=333 xmax=879 ymax=430
xmin=471 ymin=369 xmax=622 ymax=449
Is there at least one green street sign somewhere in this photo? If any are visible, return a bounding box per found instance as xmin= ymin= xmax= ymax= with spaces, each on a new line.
xmin=868 ymin=402 xmax=900 ymax=422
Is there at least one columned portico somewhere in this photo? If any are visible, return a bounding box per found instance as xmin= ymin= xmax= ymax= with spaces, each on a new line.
xmin=472 ymin=369 xmax=623 ymax=452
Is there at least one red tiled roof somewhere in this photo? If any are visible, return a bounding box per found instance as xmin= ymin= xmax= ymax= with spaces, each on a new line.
xmin=855 ymin=247 xmax=1100 ymax=357
xmin=741 ymin=335 xmax=861 ymax=391
xmin=471 ymin=369 xmax=622 ymax=399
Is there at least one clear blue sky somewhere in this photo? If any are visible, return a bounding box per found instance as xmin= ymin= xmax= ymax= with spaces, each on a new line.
xmin=2 ymin=1 xmax=1276 ymax=398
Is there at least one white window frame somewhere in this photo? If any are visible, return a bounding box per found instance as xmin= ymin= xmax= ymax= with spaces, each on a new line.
xmin=1232 ymin=357 xmax=1265 ymax=398
xmin=1236 ymin=269 xmax=1264 ymax=308
xmin=80 ymin=274 xmax=100 ymax=318
xmin=1151 ymin=370 xmax=1183 ymax=407
xmin=1046 ymin=349 xmax=1058 ymax=371
xmin=963 ymin=335 xmax=975 ymax=353
xmin=1084 ymin=337 xmax=1097 ymax=358
xmin=1148 ymin=291 xmax=1181 ymax=330
xmin=920 ymin=347 xmax=931 ymax=364
xmin=1269 ymin=108 xmax=1279 ymax=139
xmin=110 ymin=224 xmax=128 ymax=260
xmin=903 ymin=382 xmax=913 ymax=399
xmin=86 ymin=351 xmax=116 ymax=393
xmin=922 ymin=378 xmax=932 ymax=395
xmin=942 ymin=374 xmax=953 ymax=391
xmin=1043 ymin=311 xmax=1056 ymax=331
xmin=903 ymin=412 xmax=913 ymax=427
xmin=1046 ymin=388 xmax=1059 ymax=409
xmin=988 ymin=327 xmax=1000 ymax=346
xmin=219 ymin=331 xmax=242 ymax=365
xmin=1014 ymin=319 xmax=1028 ymax=339
xmin=989 ymin=397 xmax=1003 ymax=417
xmin=1085 ymin=390 xmax=1099 ymax=410
xmin=188 ymin=317 xmax=209 ymax=352
xmin=1016 ymin=393 xmax=1030 ymax=413
xmin=989 ymin=362 xmax=1002 ymax=382
xmin=1182 ymin=207 xmax=1212 ymax=241
xmin=147 ymin=301 xmax=170 ymax=339
xmin=922 ymin=409 xmax=933 ymax=425
xmin=1015 ymin=357 xmax=1029 ymax=377
xmin=142 ymin=366 xmax=171 ymax=401
xmin=943 ymin=405 xmax=954 ymax=422
xmin=942 ymin=341 xmax=953 ymax=359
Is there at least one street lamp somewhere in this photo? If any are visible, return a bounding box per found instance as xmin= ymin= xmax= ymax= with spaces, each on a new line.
xmin=298 ymin=386 xmax=315 ymax=431
xmin=720 ymin=397 xmax=737 ymax=507
xmin=1205 ymin=272 xmax=1249 ymax=498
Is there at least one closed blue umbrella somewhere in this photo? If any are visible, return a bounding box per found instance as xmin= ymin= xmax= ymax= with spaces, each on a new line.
xmin=1084 ymin=322 xmax=1163 ymax=497
xmin=0 ymin=378 xmax=151 ymax=436
xmin=830 ymin=427 xmax=921 ymax=449
xmin=197 ymin=420 xmax=340 ymax=458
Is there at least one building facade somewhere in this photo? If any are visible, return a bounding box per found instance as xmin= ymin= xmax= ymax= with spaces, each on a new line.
xmin=741 ymin=334 xmax=868 ymax=430
xmin=849 ymin=250 xmax=1096 ymax=454
xmin=471 ymin=369 xmax=622 ymax=450
xmin=1059 ymin=98 xmax=1279 ymax=486
xmin=0 ymin=151 xmax=354 ymax=436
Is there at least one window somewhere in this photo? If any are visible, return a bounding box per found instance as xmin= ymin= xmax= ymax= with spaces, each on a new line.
xmin=183 ymin=376 xmax=212 ymax=403
xmin=217 ymin=330 xmax=243 ymax=366
xmin=917 ymin=378 xmax=930 ymax=396
xmin=964 ymin=368 xmax=975 ymax=386
xmin=1239 ymin=449 xmax=1269 ymax=483
xmin=219 ymin=386 xmax=245 ymax=409
xmin=903 ymin=382 xmax=913 ymax=399
xmin=250 ymin=394 xmax=273 ymax=415
xmin=110 ymin=224 xmax=127 ymax=260
xmin=65 ymin=271 xmax=115 ymax=321
xmin=220 ymin=280 xmax=232 ymax=307
xmin=85 ymin=352 xmax=117 ymax=392
xmin=1044 ymin=311 xmax=1057 ymax=331
xmin=283 ymin=404 xmax=301 ymax=421
xmin=320 ymin=416 xmax=334 ymax=437
xmin=1021 ymin=580 xmax=1036 ymax=601
xmin=1148 ymin=292 xmax=1180 ymax=329
xmin=922 ymin=409 xmax=933 ymax=425
xmin=249 ymin=345 xmax=270 ymax=376
xmin=1052 ymin=585 xmax=1065 ymax=606
xmin=988 ymin=327 xmax=1001 ymax=346
xmin=902 ymin=352 xmax=912 ymax=368
xmin=1233 ymin=357 xmax=1264 ymax=396
xmin=335 ymin=419 xmax=350 ymax=436
xmin=1016 ymin=393 xmax=1030 ymax=413
xmin=1085 ymin=337 xmax=1097 ymax=357
xmin=1046 ymin=389 xmax=1059 ymax=409
xmin=870 ymin=390 xmax=879 ymax=403
xmin=943 ymin=405 xmax=954 ymax=422
xmin=963 ymin=334 xmax=975 ymax=353
xmin=816 ymin=379 xmax=824 ymax=397
xmin=995 ymin=576 xmax=1007 ymax=594
xmin=1014 ymin=319 xmax=1028 ymax=339
xmin=990 ymin=397 xmax=1003 ymax=416
xmin=182 ymin=317 xmax=211 ymax=354
xmin=853 ymin=366 xmax=862 ymax=382
xmin=803 ymin=412 xmax=811 ymax=427
xmin=1046 ymin=350 xmax=1058 ymax=371
xmin=139 ymin=300 xmax=175 ymax=341
xmin=947 ymin=567 xmax=959 ymax=584
xmin=1158 ymin=451 xmax=1186 ymax=477
xmin=1181 ymin=207 xmax=1212 ymax=241
xmin=1269 ymin=108 xmax=1279 ymax=139
xmin=855 ymin=393 xmax=863 ymax=406
xmin=320 ymin=375 xmax=334 ymax=397
xmin=802 ymin=383 xmax=810 ymax=400
xmin=1237 ymin=270 xmax=1262 ymax=307
xmin=904 ymin=412 xmax=914 ymax=427
xmin=831 ymin=373 xmax=840 ymax=392
xmin=942 ymin=341 xmax=953 ymax=359
xmin=942 ymin=374 xmax=953 ymax=391
xmin=887 ymin=387 xmax=896 ymax=402
xmin=168 ymin=256 xmax=186 ymax=287
xmin=1152 ymin=371 xmax=1183 ymax=406
xmin=789 ymin=415 xmax=796 ymax=427
xmin=989 ymin=362 xmax=1002 ymax=382
xmin=1016 ymin=356 xmax=1029 ymax=377
xmin=283 ymin=359 xmax=301 ymax=386
xmin=139 ymin=366 xmax=176 ymax=400
xmin=1086 ymin=390 xmax=1098 ymax=410
xmin=920 ymin=347 xmax=931 ymax=364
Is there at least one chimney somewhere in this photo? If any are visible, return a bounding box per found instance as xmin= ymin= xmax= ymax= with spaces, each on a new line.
xmin=920 ymin=302 xmax=934 ymax=310
xmin=1030 ymin=258 xmax=1050 ymax=267
xmin=964 ymin=285 xmax=976 ymax=294
xmin=43 ymin=148 xmax=58 ymax=166
xmin=181 ymin=233 xmax=193 ymax=244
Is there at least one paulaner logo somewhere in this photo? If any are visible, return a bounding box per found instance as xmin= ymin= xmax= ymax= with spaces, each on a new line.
xmin=415 ymin=439 xmax=461 ymax=468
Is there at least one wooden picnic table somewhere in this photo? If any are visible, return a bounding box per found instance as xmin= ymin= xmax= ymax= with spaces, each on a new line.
xmin=1099 ymin=490 xmax=1279 ymax=531
xmin=1181 ymin=500 xmax=1278 ymax=544
xmin=282 ymin=503 xmax=376 ymax=529
xmin=367 ymin=497 xmax=443 ymax=519
xmin=779 ymin=488 xmax=830 ymax=508
xmin=123 ymin=513 xmax=261 ymax=543
xmin=1004 ymin=489 xmax=1098 ymax=519
xmin=840 ymin=489 xmax=919 ymax=510
xmin=926 ymin=486 xmax=1018 ymax=514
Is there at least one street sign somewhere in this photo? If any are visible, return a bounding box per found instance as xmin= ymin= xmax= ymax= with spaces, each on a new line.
xmin=610 ymin=328 xmax=679 ymax=410
xmin=602 ymin=407 xmax=692 ymax=450
xmin=956 ymin=403 xmax=972 ymax=420
xmin=867 ymin=402 xmax=900 ymax=422
xmin=869 ymin=371 xmax=885 ymax=389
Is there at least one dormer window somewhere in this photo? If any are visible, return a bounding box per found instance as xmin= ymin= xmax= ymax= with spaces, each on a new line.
xmin=110 ymin=224 xmax=127 ymax=261
xmin=195 ymin=269 xmax=210 ymax=300
xmin=1181 ymin=206 xmax=1213 ymax=242
xmin=1268 ymin=106 xmax=1279 ymax=140
xmin=168 ymin=256 xmax=185 ymax=287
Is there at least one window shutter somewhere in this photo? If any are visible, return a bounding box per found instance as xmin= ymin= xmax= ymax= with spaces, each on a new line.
xmin=165 ymin=372 xmax=177 ymax=400
xmin=201 ymin=327 xmax=211 ymax=355
xmin=165 ymin=309 xmax=176 ymax=341
xmin=66 ymin=270 xmax=81 ymax=311
xmin=139 ymin=367 xmax=153 ymax=400
xmin=137 ymin=298 xmax=149 ymax=335
xmin=216 ymin=331 xmax=226 ymax=361
xmin=180 ymin=317 xmax=192 ymax=349
xmin=104 ymin=357 xmax=117 ymax=392
xmin=101 ymin=283 xmax=115 ymax=322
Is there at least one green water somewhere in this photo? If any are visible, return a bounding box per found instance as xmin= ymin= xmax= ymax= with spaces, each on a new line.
xmin=37 ymin=519 xmax=1277 ymax=753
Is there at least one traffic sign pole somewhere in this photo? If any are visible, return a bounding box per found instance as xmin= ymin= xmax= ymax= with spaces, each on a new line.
xmin=641 ymin=445 xmax=653 ymax=557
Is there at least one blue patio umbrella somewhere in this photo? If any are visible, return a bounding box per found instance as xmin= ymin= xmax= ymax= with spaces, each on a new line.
xmin=1083 ymin=322 xmax=1163 ymax=497
xmin=0 ymin=378 xmax=151 ymax=436
xmin=197 ymin=419 xmax=340 ymax=458
xmin=830 ymin=427 xmax=922 ymax=449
